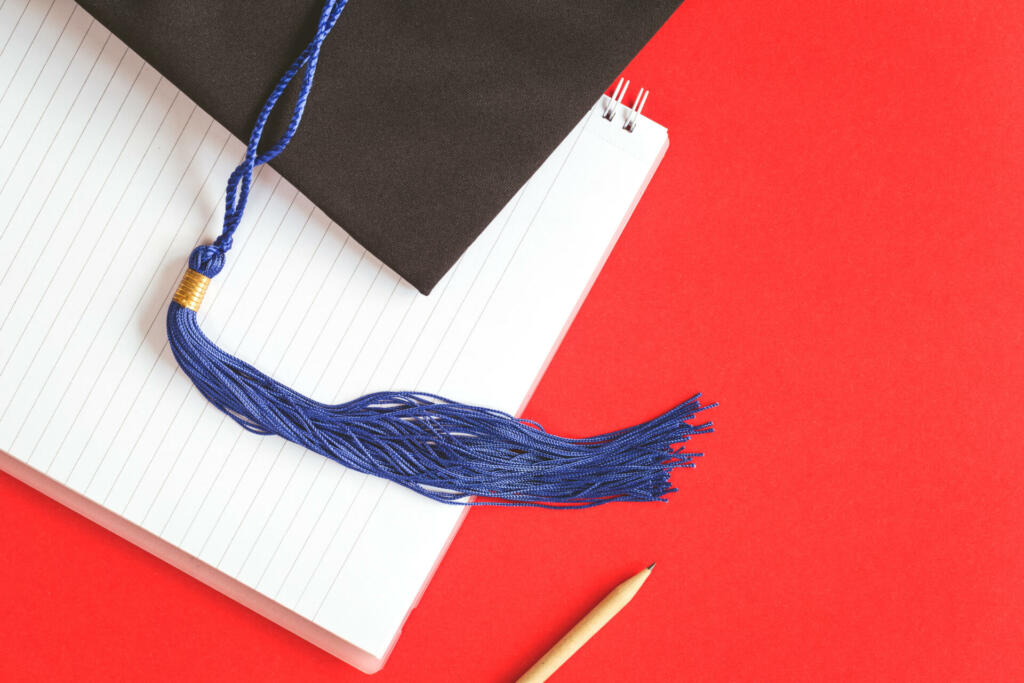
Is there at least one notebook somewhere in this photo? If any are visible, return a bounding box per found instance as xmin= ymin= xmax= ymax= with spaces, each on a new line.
xmin=0 ymin=0 xmax=669 ymax=673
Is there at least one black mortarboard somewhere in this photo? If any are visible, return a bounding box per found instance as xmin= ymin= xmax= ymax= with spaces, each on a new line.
xmin=76 ymin=0 xmax=682 ymax=294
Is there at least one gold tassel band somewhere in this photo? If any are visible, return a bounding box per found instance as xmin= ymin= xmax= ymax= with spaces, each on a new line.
xmin=173 ymin=268 xmax=211 ymax=312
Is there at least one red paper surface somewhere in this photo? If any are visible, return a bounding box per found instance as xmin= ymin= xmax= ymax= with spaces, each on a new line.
xmin=2 ymin=2 xmax=1022 ymax=680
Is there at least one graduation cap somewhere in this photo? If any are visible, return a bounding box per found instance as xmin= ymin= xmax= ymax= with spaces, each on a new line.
xmin=77 ymin=0 xmax=691 ymax=294
xmin=78 ymin=0 xmax=713 ymax=507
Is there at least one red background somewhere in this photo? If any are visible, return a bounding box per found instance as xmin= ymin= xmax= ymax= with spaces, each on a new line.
xmin=2 ymin=1 xmax=1022 ymax=680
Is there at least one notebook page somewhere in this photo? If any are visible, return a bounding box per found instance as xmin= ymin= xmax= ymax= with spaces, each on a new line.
xmin=0 ymin=0 xmax=669 ymax=666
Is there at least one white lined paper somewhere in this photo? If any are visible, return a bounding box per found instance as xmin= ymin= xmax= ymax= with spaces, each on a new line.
xmin=0 ymin=0 xmax=669 ymax=668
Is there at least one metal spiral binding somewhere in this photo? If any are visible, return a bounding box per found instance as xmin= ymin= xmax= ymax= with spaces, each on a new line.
xmin=602 ymin=77 xmax=649 ymax=133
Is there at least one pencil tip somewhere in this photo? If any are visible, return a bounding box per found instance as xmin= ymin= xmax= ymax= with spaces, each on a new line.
xmin=647 ymin=562 xmax=656 ymax=571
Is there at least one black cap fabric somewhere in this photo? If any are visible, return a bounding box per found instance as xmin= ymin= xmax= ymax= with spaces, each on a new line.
xmin=76 ymin=0 xmax=682 ymax=294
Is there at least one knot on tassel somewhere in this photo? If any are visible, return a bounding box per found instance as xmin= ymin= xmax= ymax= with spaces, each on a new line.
xmin=188 ymin=244 xmax=226 ymax=278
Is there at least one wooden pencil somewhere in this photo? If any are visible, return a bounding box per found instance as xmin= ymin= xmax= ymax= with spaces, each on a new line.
xmin=516 ymin=563 xmax=655 ymax=682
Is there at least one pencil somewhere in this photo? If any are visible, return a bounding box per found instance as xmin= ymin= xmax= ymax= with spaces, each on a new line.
xmin=516 ymin=563 xmax=655 ymax=682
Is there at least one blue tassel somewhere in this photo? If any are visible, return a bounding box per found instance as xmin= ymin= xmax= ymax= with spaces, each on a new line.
xmin=166 ymin=0 xmax=714 ymax=508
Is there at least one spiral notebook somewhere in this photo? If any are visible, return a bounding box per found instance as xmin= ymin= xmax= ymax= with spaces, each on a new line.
xmin=0 ymin=0 xmax=669 ymax=673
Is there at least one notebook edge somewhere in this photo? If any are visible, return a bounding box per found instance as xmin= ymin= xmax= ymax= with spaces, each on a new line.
xmin=0 ymin=449 xmax=386 ymax=674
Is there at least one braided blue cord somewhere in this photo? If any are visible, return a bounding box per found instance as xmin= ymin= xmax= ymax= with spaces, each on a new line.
xmin=167 ymin=0 xmax=714 ymax=508
xmin=191 ymin=0 xmax=348 ymax=278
